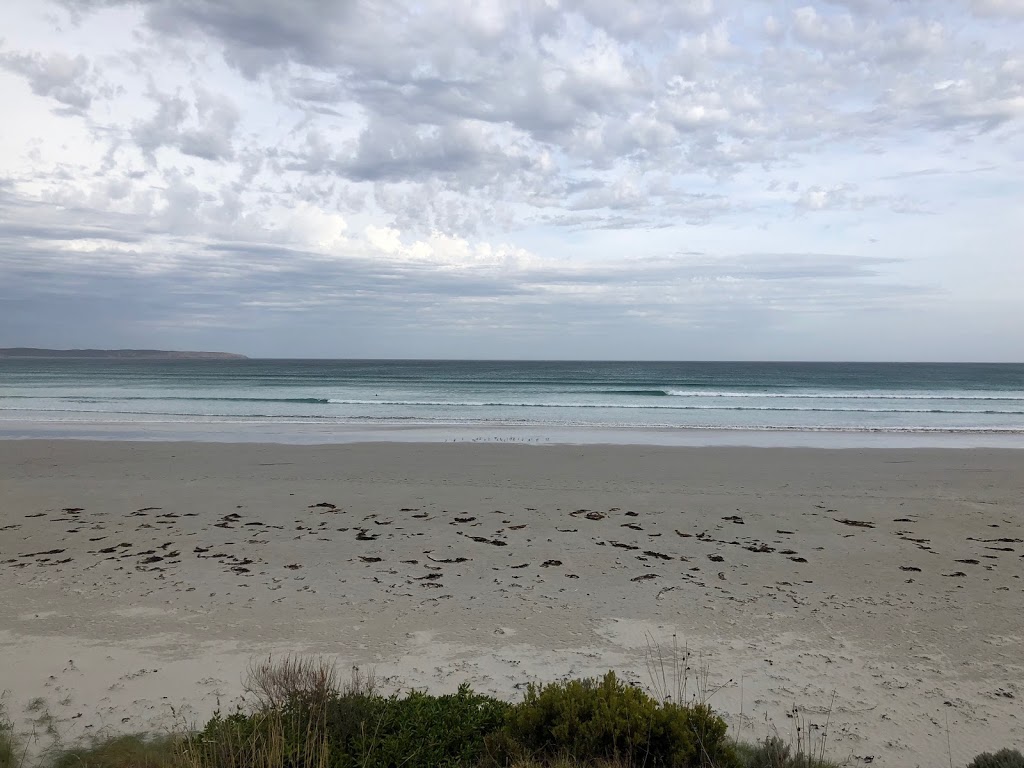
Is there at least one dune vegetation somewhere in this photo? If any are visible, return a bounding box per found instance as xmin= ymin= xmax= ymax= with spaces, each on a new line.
xmin=2 ymin=655 xmax=1020 ymax=768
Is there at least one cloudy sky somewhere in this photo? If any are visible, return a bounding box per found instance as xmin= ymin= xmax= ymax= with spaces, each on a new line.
xmin=1 ymin=0 xmax=1022 ymax=360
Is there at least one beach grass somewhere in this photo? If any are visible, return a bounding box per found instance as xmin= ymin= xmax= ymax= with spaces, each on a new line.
xmin=1 ymin=705 xmax=21 ymax=768
xmin=729 ymin=737 xmax=844 ymax=768
xmin=50 ymin=735 xmax=185 ymax=768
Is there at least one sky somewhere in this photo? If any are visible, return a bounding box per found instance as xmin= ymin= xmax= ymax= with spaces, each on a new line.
xmin=0 ymin=0 xmax=1022 ymax=360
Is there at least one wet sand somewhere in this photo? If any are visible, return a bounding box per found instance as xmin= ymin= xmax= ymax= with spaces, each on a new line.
xmin=1 ymin=440 xmax=1021 ymax=766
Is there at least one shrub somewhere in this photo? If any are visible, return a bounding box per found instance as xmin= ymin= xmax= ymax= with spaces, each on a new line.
xmin=968 ymin=749 xmax=1024 ymax=768
xmin=192 ymin=681 xmax=510 ymax=768
xmin=346 ymin=684 xmax=510 ymax=768
xmin=493 ymin=671 xmax=738 ymax=768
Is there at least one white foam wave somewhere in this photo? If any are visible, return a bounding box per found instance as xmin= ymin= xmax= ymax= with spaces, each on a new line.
xmin=662 ymin=390 xmax=1024 ymax=400
xmin=323 ymin=399 xmax=1023 ymax=414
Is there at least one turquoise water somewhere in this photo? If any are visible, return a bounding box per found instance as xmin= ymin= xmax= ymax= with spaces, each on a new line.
xmin=1 ymin=360 xmax=1023 ymax=443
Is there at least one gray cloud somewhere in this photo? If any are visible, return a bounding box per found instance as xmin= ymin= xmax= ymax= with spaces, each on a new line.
xmin=0 ymin=50 xmax=99 ymax=113
xmin=971 ymin=0 xmax=1024 ymax=17
xmin=45 ymin=0 xmax=1024 ymax=208
xmin=133 ymin=88 xmax=240 ymax=162
xmin=0 ymin=172 xmax=930 ymax=337
xmin=1 ymin=0 xmax=1021 ymax=357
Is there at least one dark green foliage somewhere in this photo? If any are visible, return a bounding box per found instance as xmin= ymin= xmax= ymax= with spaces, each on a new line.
xmin=493 ymin=671 xmax=738 ymax=768
xmin=342 ymin=684 xmax=511 ymax=768
xmin=196 ymin=683 xmax=511 ymax=768
xmin=968 ymin=749 xmax=1024 ymax=768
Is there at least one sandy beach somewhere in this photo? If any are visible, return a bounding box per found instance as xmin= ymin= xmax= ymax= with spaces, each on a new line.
xmin=1 ymin=440 xmax=1021 ymax=766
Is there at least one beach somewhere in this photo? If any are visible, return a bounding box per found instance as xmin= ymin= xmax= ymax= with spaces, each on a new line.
xmin=1 ymin=440 xmax=1021 ymax=766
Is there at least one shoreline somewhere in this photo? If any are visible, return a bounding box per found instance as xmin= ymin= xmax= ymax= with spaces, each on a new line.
xmin=2 ymin=420 xmax=1024 ymax=448
xmin=2 ymin=440 xmax=1022 ymax=767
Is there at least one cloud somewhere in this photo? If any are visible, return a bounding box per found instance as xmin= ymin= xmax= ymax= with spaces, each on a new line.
xmin=132 ymin=88 xmax=240 ymax=162
xmin=0 ymin=0 xmax=1022 ymax=357
xmin=971 ymin=0 xmax=1024 ymax=17
xmin=0 ymin=176 xmax=929 ymax=338
xmin=796 ymin=184 xmax=879 ymax=212
xmin=0 ymin=50 xmax=99 ymax=113
xmin=44 ymin=0 xmax=1024 ymax=181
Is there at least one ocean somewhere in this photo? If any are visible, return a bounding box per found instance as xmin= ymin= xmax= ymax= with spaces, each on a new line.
xmin=1 ymin=359 xmax=1023 ymax=446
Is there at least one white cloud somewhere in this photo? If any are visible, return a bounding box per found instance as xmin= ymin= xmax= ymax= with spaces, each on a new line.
xmin=0 ymin=0 xmax=1021 ymax=358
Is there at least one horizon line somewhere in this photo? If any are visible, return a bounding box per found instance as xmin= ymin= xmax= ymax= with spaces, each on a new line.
xmin=3 ymin=353 xmax=1023 ymax=365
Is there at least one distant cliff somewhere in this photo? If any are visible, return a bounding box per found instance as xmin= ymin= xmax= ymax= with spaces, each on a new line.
xmin=0 ymin=348 xmax=249 ymax=360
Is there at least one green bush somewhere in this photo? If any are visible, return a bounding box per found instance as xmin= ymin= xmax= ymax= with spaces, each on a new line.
xmin=968 ymin=749 xmax=1024 ymax=768
xmin=347 ymin=684 xmax=510 ymax=768
xmin=195 ymin=683 xmax=510 ymax=768
xmin=493 ymin=671 xmax=738 ymax=768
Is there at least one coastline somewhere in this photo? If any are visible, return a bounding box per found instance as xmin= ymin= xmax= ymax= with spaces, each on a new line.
xmin=2 ymin=419 xmax=1024 ymax=448
xmin=4 ymin=360 xmax=1023 ymax=444
xmin=1 ymin=440 xmax=1022 ymax=766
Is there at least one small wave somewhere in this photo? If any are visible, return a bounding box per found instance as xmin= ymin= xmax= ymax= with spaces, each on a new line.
xmin=0 ymin=395 xmax=332 ymax=404
xmin=594 ymin=389 xmax=670 ymax=396
xmin=119 ymin=395 xmax=332 ymax=404
xmin=322 ymin=399 xmax=1024 ymax=415
xmin=4 ymin=415 xmax=1023 ymax=436
xmin=583 ymin=389 xmax=1024 ymax=401
xmin=5 ymin=391 xmax=1023 ymax=404
xmin=660 ymin=390 xmax=1024 ymax=401
xmin=6 ymin=401 xmax=1024 ymax=416
xmin=0 ymin=406 xmax=339 ymax=419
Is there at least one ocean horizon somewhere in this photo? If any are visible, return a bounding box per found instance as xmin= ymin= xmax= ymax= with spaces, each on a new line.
xmin=2 ymin=358 xmax=1023 ymax=447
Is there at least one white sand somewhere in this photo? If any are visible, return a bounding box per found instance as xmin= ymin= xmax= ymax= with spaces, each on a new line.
xmin=1 ymin=440 xmax=1021 ymax=766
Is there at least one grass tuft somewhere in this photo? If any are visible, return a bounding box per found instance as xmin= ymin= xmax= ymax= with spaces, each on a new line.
xmin=731 ymin=736 xmax=842 ymax=768
xmin=242 ymin=654 xmax=343 ymax=712
xmin=1 ymin=702 xmax=23 ymax=768
xmin=50 ymin=735 xmax=185 ymax=768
